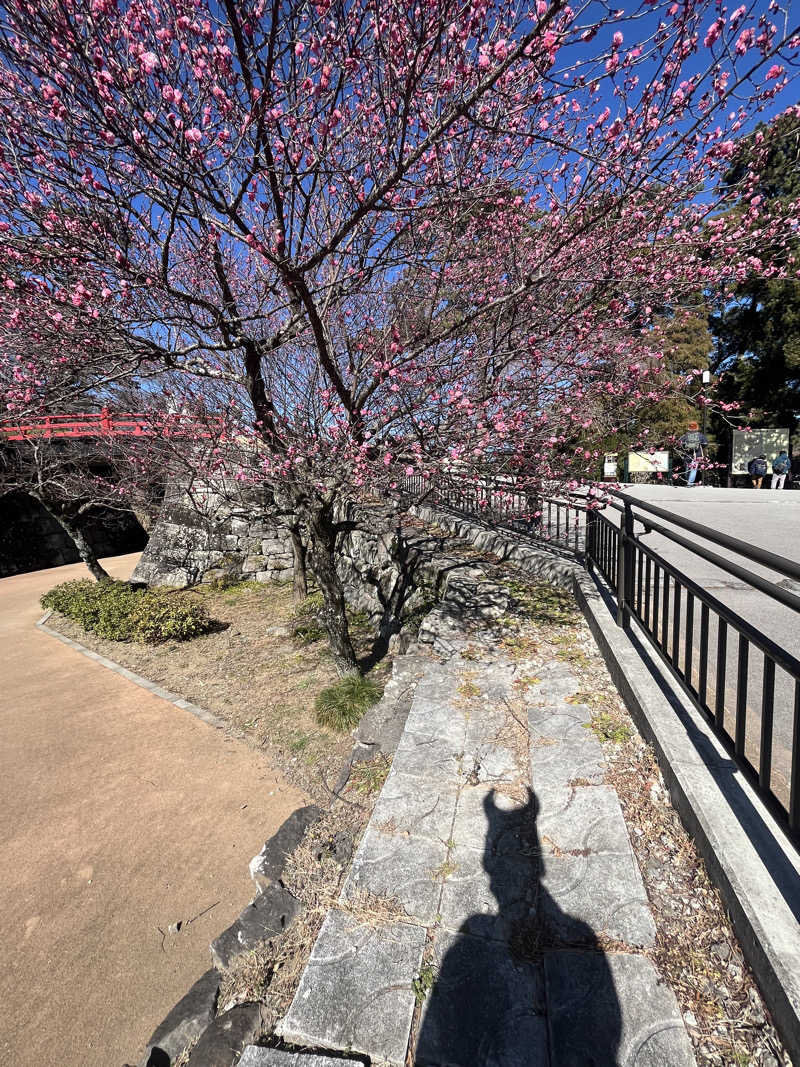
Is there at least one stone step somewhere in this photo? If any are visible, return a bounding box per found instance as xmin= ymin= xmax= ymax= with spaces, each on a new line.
xmin=528 ymin=670 xmax=656 ymax=949
xmin=277 ymin=908 xmax=426 ymax=1067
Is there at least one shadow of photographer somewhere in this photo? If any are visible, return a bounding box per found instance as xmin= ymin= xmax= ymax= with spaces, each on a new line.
xmin=415 ymin=788 xmax=622 ymax=1066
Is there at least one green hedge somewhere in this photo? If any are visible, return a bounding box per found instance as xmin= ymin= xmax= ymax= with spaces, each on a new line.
xmin=41 ymin=579 xmax=212 ymax=643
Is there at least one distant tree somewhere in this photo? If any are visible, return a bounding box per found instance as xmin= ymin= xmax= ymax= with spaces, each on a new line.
xmin=710 ymin=112 xmax=800 ymax=445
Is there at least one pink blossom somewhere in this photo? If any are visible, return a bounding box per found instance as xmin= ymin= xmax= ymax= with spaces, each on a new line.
xmin=139 ymin=51 xmax=159 ymax=74
xmin=185 ymin=127 xmax=203 ymax=144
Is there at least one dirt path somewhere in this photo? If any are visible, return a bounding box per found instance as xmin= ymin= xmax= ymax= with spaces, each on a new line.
xmin=0 ymin=555 xmax=306 ymax=1067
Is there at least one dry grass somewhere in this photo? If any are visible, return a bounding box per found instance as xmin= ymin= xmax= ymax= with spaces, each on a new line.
xmin=47 ymin=580 xmax=390 ymax=799
xmin=217 ymin=779 xmax=409 ymax=1024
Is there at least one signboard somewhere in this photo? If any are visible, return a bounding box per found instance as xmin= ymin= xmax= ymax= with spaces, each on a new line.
xmin=627 ymin=450 xmax=670 ymax=474
xmin=731 ymin=428 xmax=789 ymax=475
xmin=603 ymin=453 xmax=618 ymax=479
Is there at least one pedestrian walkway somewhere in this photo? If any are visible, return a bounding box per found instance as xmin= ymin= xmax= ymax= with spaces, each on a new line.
xmin=247 ymin=570 xmax=696 ymax=1066
xmin=0 ymin=555 xmax=304 ymax=1067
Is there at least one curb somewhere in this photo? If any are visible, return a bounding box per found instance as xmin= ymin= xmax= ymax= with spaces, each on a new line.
xmin=36 ymin=611 xmax=244 ymax=739
xmin=414 ymin=506 xmax=800 ymax=1064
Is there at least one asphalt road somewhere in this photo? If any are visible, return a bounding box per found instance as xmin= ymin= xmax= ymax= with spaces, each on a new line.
xmin=598 ymin=486 xmax=800 ymax=809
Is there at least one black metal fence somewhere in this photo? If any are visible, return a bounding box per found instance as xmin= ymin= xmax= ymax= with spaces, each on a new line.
xmin=402 ymin=475 xmax=800 ymax=846
xmin=586 ymin=492 xmax=800 ymax=844
xmin=402 ymin=474 xmax=587 ymax=554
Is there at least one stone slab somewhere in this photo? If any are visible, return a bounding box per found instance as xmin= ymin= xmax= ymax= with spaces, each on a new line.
xmin=140 ymin=967 xmax=220 ymax=1067
xmin=279 ymin=909 xmax=426 ymax=1067
xmin=464 ymin=740 xmax=520 ymax=784
xmin=541 ymin=849 xmax=656 ymax=948
xmin=415 ymin=929 xmax=547 ymax=1066
xmin=238 ymin=1049 xmax=361 ymax=1067
xmin=450 ymin=785 xmax=537 ymax=855
xmin=391 ymin=729 xmax=467 ymax=780
xmin=438 ymin=844 xmax=536 ymax=940
xmin=536 ymin=784 xmax=635 ymax=857
xmin=403 ymin=694 xmax=470 ymax=741
xmin=249 ymin=805 xmax=321 ymax=893
xmin=341 ymin=826 xmax=447 ymax=923
xmin=186 ymin=1002 xmax=268 ymax=1067
xmin=211 ymin=885 xmax=301 ymax=970
xmin=545 ymin=950 xmax=695 ymax=1066
xmin=370 ymin=770 xmax=459 ymax=842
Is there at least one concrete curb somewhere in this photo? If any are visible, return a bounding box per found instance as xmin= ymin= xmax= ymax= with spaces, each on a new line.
xmin=416 ymin=506 xmax=800 ymax=1064
xmin=36 ymin=611 xmax=244 ymax=739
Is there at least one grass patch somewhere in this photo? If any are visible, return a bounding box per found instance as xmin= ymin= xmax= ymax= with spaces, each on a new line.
xmin=498 ymin=577 xmax=578 ymax=626
xmin=314 ymin=674 xmax=382 ymax=732
xmin=349 ymin=754 xmax=392 ymax=795
xmin=457 ymin=676 xmax=481 ymax=698
xmin=430 ymin=859 xmax=458 ymax=882
xmin=584 ymin=712 xmax=632 ymax=745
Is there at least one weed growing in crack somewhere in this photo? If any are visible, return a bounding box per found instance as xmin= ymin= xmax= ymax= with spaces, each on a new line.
xmin=348 ymin=754 xmax=392 ymax=795
xmin=413 ymin=963 xmax=437 ymax=1004
xmin=584 ymin=713 xmax=632 ymax=745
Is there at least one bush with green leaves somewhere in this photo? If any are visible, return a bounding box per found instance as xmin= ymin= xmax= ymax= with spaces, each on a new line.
xmin=314 ymin=673 xmax=382 ymax=732
xmin=41 ymin=579 xmax=212 ymax=643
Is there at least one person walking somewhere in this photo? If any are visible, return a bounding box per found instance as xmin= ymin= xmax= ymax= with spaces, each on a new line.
xmin=748 ymin=453 xmax=768 ymax=489
xmin=679 ymin=421 xmax=708 ymax=486
xmin=771 ymin=450 xmax=790 ymax=489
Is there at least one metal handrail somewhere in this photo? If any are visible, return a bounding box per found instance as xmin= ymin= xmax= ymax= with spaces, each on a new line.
xmin=631 ymin=529 xmax=800 ymax=681
xmin=606 ymin=488 xmax=800 ymax=584
xmin=628 ymin=514 xmax=800 ymax=617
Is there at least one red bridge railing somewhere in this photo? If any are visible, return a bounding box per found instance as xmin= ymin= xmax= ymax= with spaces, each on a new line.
xmin=0 ymin=409 xmax=219 ymax=441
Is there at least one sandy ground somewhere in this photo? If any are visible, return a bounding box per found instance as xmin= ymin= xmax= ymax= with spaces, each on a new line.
xmin=0 ymin=554 xmax=305 ymax=1067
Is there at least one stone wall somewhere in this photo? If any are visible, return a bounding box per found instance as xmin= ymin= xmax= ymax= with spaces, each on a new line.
xmin=131 ymin=481 xmax=295 ymax=587
xmin=130 ymin=487 xmax=463 ymax=645
xmin=0 ymin=492 xmax=147 ymax=579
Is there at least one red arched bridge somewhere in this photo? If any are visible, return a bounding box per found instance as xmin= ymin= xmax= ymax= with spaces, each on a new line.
xmin=0 ymin=409 xmax=218 ymax=441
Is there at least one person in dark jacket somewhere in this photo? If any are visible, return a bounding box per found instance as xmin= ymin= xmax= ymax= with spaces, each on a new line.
xmin=791 ymin=452 xmax=800 ymax=489
xmin=771 ymin=450 xmax=790 ymax=489
xmin=748 ymin=454 xmax=768 ymax=488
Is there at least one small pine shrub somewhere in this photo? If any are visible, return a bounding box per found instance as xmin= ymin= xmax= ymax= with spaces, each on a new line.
xmin=315 ymin=674 xmax=382 ymax=732
xmin=41 ymin=580 xmax=211 ymax=644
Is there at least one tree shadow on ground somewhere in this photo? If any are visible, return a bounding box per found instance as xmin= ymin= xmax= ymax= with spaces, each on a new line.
xmin=415 ymin=789 xmax=622 ymax=1066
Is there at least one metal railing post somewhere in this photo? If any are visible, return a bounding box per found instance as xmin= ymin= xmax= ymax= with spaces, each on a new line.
xmin=616 ymin=501 xmax=634 ymax=629
xmin=585 ymin=508 xmax=596 ymax=568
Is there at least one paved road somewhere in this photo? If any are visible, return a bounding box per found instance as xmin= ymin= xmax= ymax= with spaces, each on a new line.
xmin=0 ymin=555 xmax=304 ymax=1067
xmin=600 ymin=487 xmax=800 ymax=808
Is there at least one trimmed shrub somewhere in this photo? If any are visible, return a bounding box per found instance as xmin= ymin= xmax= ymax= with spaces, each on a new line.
xmin=130 ymin=591 xmax=210 ymax=642
xmin=41 ymin=579 xmax=211 ymax=643
xmin=314 ymin=673 xmax=382 ymax=732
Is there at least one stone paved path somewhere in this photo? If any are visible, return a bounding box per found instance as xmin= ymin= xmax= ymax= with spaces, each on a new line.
xmin=0 ymin=555 xmax=304 ymax=1067
xmin=263 ymin=572 xmax=696 ymax=1067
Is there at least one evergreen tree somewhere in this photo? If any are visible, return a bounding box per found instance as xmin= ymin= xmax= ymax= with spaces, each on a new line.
xmin=710 ymin=114 xmax=800 ymax=448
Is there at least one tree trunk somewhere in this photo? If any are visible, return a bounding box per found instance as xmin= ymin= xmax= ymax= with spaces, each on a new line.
xmin=307 ymin=509 xmax=359 ymax=676
xmin=289 ymin=525 xmax=308 ymax=603
xmin=48 ymin=507 xmax=111 ymax=582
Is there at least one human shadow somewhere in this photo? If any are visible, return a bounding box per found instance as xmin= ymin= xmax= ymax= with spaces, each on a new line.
xmin=415 ymin=789 xmax=622 ymax=1066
